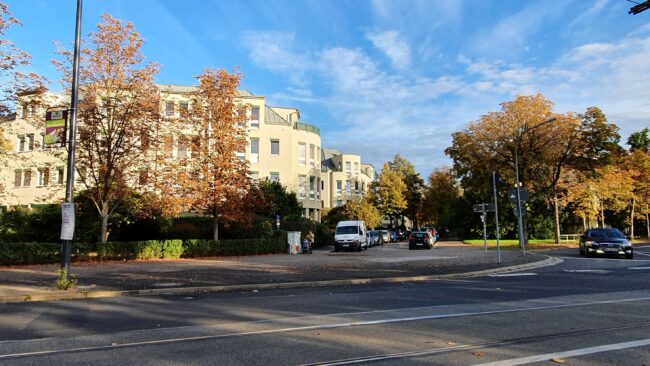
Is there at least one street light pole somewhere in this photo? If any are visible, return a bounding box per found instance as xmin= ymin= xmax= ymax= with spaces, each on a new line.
xmin=513 ymin=117 xmax=557 ymax=257
xmin=61 ymin=0 xmax=83 ymax=282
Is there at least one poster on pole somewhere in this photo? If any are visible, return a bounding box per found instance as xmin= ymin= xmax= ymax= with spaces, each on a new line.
xmin=60 ymin=203 xmax=75 ymax=240
xmin=45 ymin=110 xmax=67 ymax=146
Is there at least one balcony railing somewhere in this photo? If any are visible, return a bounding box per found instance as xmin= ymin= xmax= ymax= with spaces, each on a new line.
xmin=295 ymin=122 xmax=320 ymax=136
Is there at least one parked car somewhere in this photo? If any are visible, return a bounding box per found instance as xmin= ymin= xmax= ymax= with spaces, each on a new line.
xmin=334 ymin=220 xmax=369 ymax=252
xmin=368 ymin=230 xmax=381 ymax=247
xmin=579 ymin=228 xmax=633 ymax=259
xmin=380 ymin=230 xmax=390 ymax=245
xmin=420 ymin=227 xmax=438 ymax=243
xmin=409 ymin=231 xmax=433 ymax=250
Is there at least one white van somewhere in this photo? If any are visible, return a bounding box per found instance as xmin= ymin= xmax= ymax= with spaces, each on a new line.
xmin=334 ymin=220 xmax=368 ymax=251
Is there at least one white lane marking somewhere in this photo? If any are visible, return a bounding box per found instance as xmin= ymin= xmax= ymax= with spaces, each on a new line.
xmin=635 ymin=245 xmax=650 ymax=248
xmin=629 ymin=267 xmax=650 ymax=270
xmin=557 ymin=256 xmax=650 ymax=262
xmin=488 ymin=273 xmax=537 ymax=277
xmin=5 ymin=295 xmax=650 ymax=360
xmin=564 ymin=269 xmax=611 ymax=273
xmin=472 ymin=338 xmax=650 ymax=366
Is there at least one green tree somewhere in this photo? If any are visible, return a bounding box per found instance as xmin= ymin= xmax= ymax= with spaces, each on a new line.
xmin=388 ymin=154 xmax=424 ymax=229
xmin=627 ymin=128 xmax=649 ymax=153
xmin=369 ymin=162 xmax=407 ymax=226
xmin=254 ymin=178 xmax=303 ymax=222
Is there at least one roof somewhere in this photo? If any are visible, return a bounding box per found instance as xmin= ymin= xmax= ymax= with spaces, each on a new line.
xmin=156 ymin=84 xmax=256 ymax=97
xmin=264 ymin=106 xmax=290 ymax=125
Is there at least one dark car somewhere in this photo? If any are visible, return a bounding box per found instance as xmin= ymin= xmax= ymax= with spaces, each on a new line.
xmin=579 ymin=228 xmax=633 ymax=259
xmin=409 ymin=231 xmax=433 ymax=250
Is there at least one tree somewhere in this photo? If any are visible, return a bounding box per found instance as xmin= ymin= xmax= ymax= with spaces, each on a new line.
xmin=344 ymin=196 xmax=382 ymax=229
xmin=0 ymin=2 xmax=47 ymax=198
xmin=627 ymin=128 xmax=650 ymax=153
xmin=388 ymin=154 xmax=424 ymax=228
xmin=53 ymin=14 xmax=161 ymax=242
xmin=369 ymin=162 xmax=407 ymax=226
xmin=420 ymin=168 xmax=462 ymax=229
xmin=176 ymin=68 xmax=251 ymax=241
xmin=254 ymin=178 xmax=303 ymax=223
xmin=624 ymin=149 xmax=650 ymax=238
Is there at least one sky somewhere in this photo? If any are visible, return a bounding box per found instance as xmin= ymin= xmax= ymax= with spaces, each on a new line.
xmin=4 ymin=0 xmax=650 ymax=177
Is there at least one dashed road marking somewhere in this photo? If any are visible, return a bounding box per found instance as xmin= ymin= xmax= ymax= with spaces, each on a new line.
xmin=488 ymin=273 xmax=537 ymax=277
xmin=564 ymin=269 xmax=611 ymax=273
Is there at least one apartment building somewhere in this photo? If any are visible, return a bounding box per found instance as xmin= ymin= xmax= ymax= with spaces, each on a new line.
xmin=320 ymin=149 xmax=375 ymax=209
xmin=1 ymin=86 xmax=324 ymax=220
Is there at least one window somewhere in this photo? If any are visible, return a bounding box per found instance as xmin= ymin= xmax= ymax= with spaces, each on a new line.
xmin=17 ymin=136 xmax=25 ymax=152
xmin=299 ymin=175 xmax=307 ymax=198
xmin=336 ymin=199 xmax=343 ymax=207
xmin=346 ymin=180 xmax=351 ymax=194
xmin=316 ymin=146 xmax=320 ymax=167
xmin=354 ymin=162 xmax=359 ymax=175
xmin=270 ymin=172 xmax=280 ymax=183
xmin=271 ymin=139 xmax=280 ymax=155
xmin=179 ymin=102 xmax=189 ymax=114
xmin=321 ymin=181 xmax=325 ymax=190
xmin=177 ymin=136 xmax=188 ymax=159
xmin=250 ymin=106 xmax=260 ymax=128
xmin=298 ymin=143 xmax=306 ymax=166
xmin=309 ymin=144 xmax=315 ymax=167
xmin=56 ymin=167 xmax=65 ymax=184
xmin=345 ymin=162 xmax=351 ymax=176
xmin=355 ymin=181 xmax=359 ymax=193
xmin=38 ymin=168 xmax=49 ymax=186
xmin=309 ymin=176 xmax=315 ymax=199
xmin=165 ymin=101 xmax=175 ymax=117
xmin=250 ymin=138 xmax=259 ymax=164
xmin=23 ymin=170 xmax=32 ymax=187
xmin=14 ymin=170 xmax=21 ymax=187
xmin=336 ymin=180 xmax=342 ymax=196
xmin=316 ymin=178 xmax=321 ymax=199
xmin=139 ymin=170 xmax=148 ymax=185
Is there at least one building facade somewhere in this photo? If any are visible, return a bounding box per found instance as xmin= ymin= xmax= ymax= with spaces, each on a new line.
xmin=1 ymin=86 xmax=333 ymax=220
xmin=320 ymin=149 xmax=375 ymax=209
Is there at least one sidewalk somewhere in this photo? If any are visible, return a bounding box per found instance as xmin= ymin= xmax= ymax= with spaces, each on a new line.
xmin=0 ymin=241 xmax=557 ymax=303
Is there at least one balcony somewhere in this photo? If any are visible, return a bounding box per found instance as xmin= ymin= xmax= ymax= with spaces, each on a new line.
xmin=295 ymin=122 xmax=320 ymax=136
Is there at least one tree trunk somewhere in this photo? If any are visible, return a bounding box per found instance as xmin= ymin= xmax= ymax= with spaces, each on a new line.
xmin=553 ymin=193 xmax=561 ymax=244
xmin=630 ymin=197 xmax=635 ymax=240
xmin=646 ymin=213 xmax=649 ymax=240
xmin=213 ymin=215 xmax=219 ymax=241
xmin=601 ymin=206 xmax=605 ymax=227
xmin=100 ymin=208 xmax=109 ymax=243
xmin=582 ymin=213 xmax=587 ymax=231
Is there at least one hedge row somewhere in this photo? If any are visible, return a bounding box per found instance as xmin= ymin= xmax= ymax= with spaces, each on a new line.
xmin=1 ymin=236 xmax=287 ymax=264
xmin=0 ymin=242 xmax=91 ymax=265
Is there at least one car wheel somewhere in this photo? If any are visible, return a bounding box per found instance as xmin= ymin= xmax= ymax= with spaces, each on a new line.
xmin=428 ymin=244 xmax=432 ymax=250
xmin=585 ymin=249 xmax=592 ymax=258
xmin=408 ymin=244 xmax=413 ymax=250
xmin=626 ymin=252 xmax=634 ymax=259
xmin=579 ymin=245 xmax=584 ymax=256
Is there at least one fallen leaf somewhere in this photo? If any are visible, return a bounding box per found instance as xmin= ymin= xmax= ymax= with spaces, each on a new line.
xmin=551 ymin=358 xmax=566 ymax=364
xmin=472 ymin=352 xmax=485 ymax=357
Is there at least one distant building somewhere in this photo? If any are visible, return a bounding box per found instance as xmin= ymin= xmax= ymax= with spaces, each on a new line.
xmin=320 ymin=149 xmax=375 ymax=209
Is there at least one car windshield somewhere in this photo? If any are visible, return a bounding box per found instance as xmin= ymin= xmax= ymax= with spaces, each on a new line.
xmin=336 ymin=226 xmax=358 ymax=235
xmin=369 ymin=231 xmax=379 ymax=237
xmin=589 ymin=229 xmax=625 ymax=239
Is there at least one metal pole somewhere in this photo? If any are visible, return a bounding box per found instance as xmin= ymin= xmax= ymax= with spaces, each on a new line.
xmin=493 ymin=171 xmax=501 ymax=264
xmin=61 ymin=0 xmax=83 ymax=282
xmin=515 ymin=137 xmax=525 ymax=256
xmin=482 ymin=206 xmax=487 ymax=253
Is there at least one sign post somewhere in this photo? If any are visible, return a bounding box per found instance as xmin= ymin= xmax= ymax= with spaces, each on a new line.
xmin=493 ymin=171 xmax=501 ymax=264
xmin=473 ymin=203 xmax=496 ymax=254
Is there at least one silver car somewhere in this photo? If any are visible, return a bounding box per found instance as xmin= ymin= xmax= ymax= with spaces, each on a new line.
xmin=380 ymin=230 xmax=390 ymax=245
xmin=368 ymin=230 xmax=381 ymax=246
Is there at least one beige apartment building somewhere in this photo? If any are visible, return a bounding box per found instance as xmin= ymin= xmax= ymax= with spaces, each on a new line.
xmin=1 ymin=86 xmax=334 ymax=220
xmin=320 ymin=149 xmax=375 ymax=209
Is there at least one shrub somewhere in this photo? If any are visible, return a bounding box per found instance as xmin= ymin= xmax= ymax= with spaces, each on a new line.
xmin=182 ymin=235 xmax=286 ymax=258
xmin=0 ymin=242 xmax=91 ymax=265
xmin=97 ymin=240 xmax=183 ymax=260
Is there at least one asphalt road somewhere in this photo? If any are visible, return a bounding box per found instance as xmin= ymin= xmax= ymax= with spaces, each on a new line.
xmin=1 ymin=244 xmax=650 ymax=365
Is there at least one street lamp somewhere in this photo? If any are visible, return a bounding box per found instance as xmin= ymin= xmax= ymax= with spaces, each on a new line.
xmin=514 ymin=116 xmax=557 ymax=256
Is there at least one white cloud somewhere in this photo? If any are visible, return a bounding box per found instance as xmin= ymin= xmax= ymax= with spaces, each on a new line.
xmin=242 ymin=31 xmax=312 ymax=85
xmin=366 ymin=30 xmax=412 ymax=68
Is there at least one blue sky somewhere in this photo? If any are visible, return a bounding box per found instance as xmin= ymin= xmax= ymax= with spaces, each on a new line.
xmin=5 ymin=0 xmax=650 ymax=177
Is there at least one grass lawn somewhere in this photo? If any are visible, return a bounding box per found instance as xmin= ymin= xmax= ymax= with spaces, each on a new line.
xmin=463 ymin=239 xmax=577 ymax=250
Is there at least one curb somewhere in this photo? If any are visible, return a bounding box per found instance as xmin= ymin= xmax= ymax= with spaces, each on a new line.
xmin=0 ymin=256 xmax=563 ymax=304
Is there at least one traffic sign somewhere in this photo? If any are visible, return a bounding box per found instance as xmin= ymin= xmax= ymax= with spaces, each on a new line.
xmin=474 ymin=203 xmax=497 ymax=213
xmin=473 ymin=204 xmax=484 ymax=213
xmin=507 ymin=187 xmax=529 ymax=203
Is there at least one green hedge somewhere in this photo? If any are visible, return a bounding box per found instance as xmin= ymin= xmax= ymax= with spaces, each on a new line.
xmin=182 ymin=235 xmax=286 ymax=258
xmin=97 ymin=240 xmax=184 ymax=260
xmin=0 ymin=242 xmax=91 ymax=265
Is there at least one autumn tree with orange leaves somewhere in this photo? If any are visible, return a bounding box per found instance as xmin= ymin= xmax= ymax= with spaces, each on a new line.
xmin=174 ymin=69 xmax=252 ymax=241
xmin=0 ymin=2 xmax=47 ymax=198
xmin=53 ymin=14 xmax=162 ymax=243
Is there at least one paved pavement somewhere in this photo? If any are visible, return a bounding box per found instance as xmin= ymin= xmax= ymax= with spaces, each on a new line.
xmin=0 ymin=241 xmax=560 ymax=303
